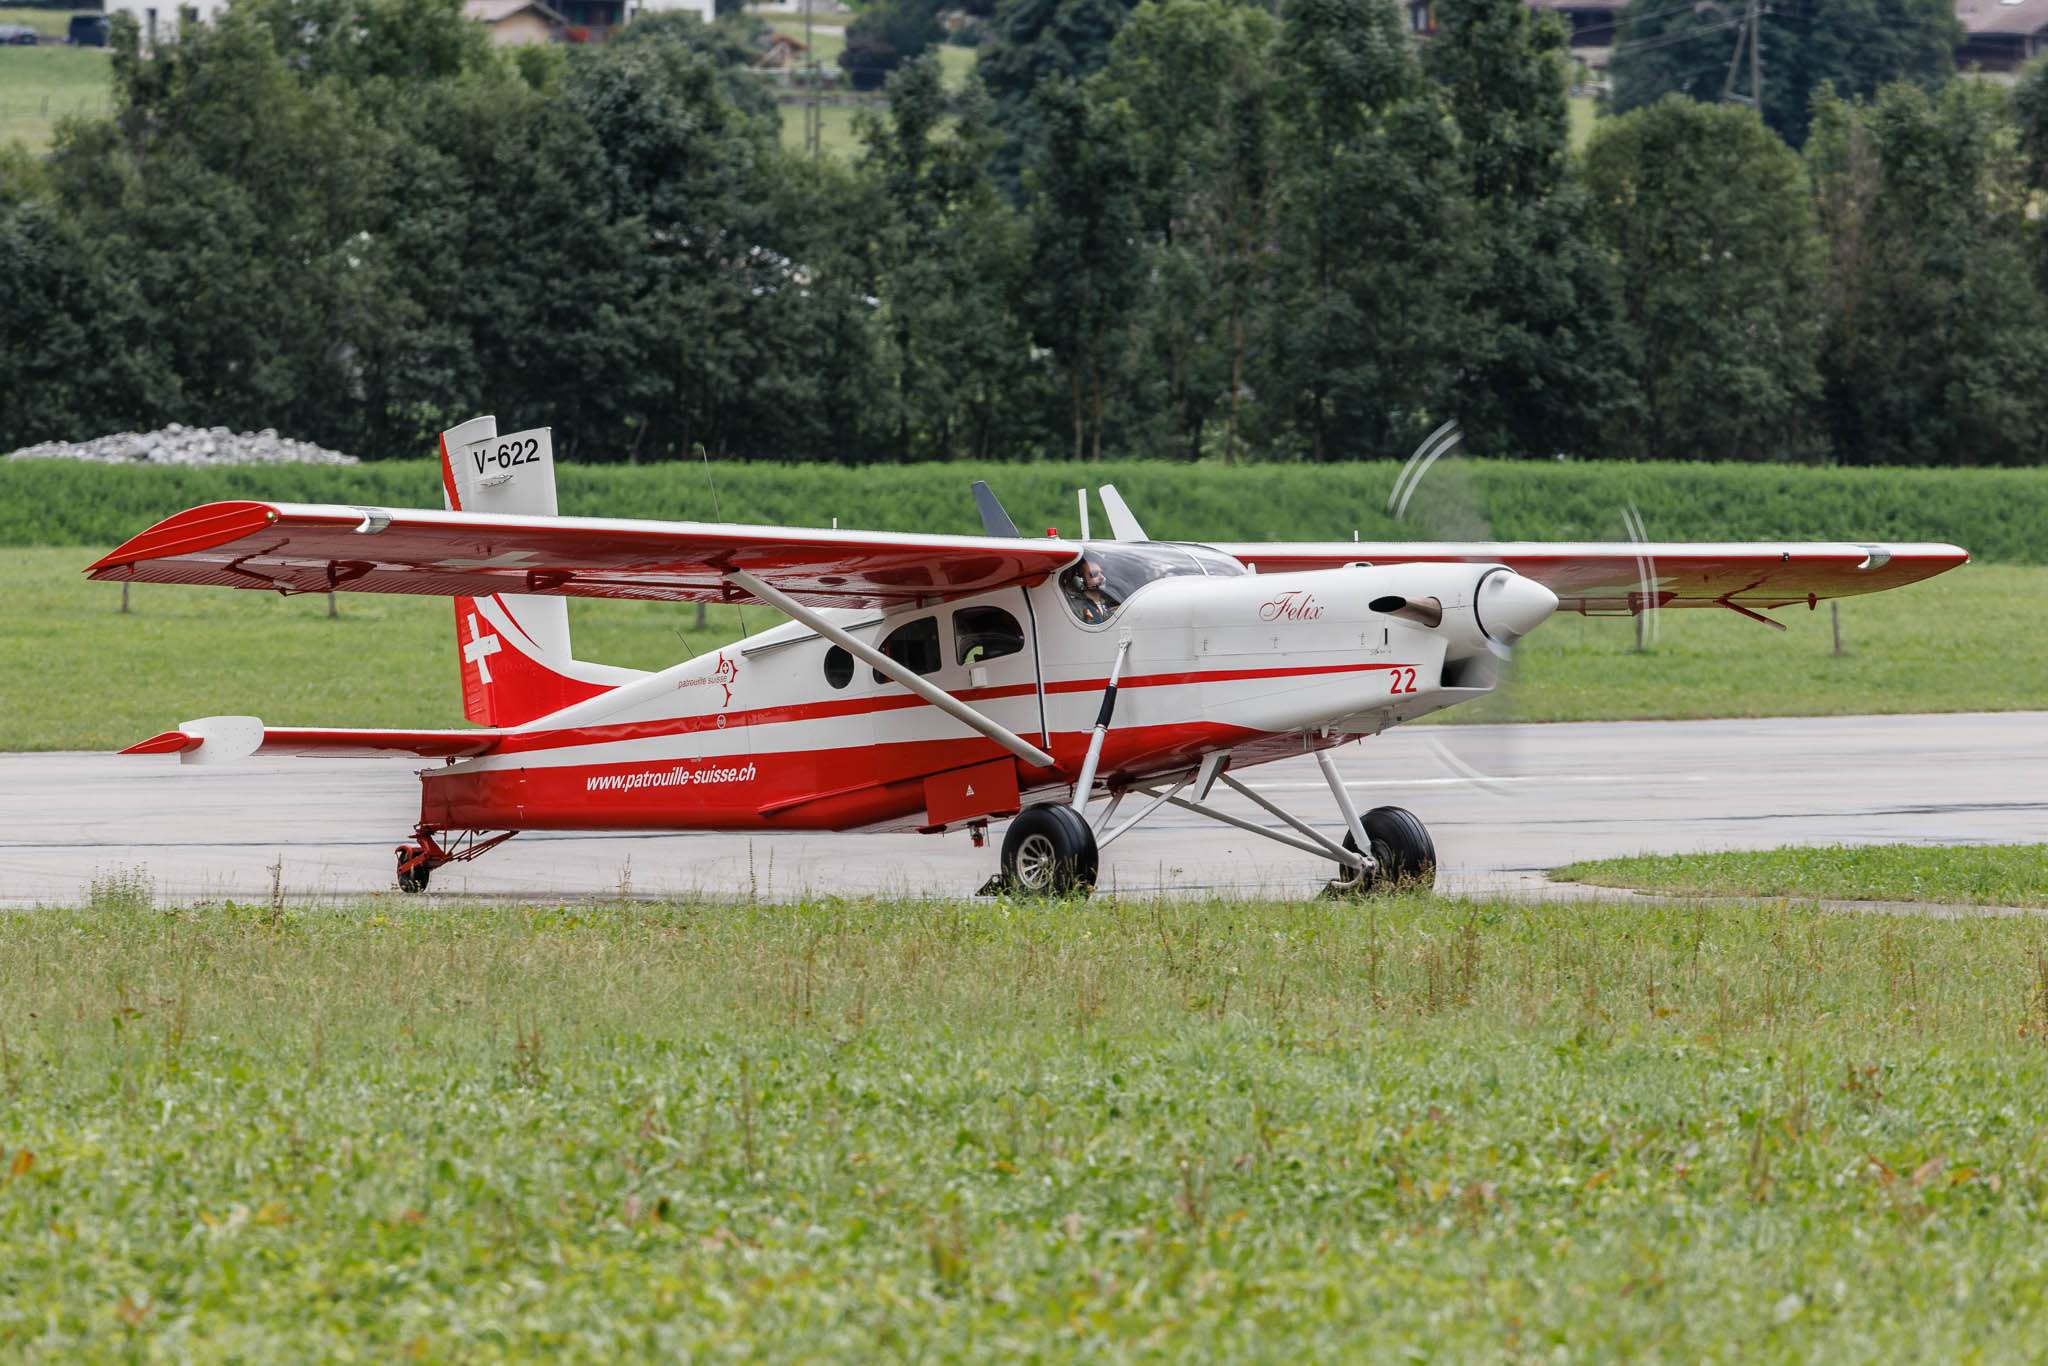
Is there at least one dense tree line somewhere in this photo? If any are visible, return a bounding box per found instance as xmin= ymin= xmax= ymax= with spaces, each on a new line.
xmin=3 ymin=0 xmax=2047 ymax=466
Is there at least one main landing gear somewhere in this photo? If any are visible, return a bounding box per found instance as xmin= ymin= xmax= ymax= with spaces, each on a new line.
xmin=998 ymin=805 xmax=1100 ymax=897
xmin=1330 ymin=805 xmax=1437 ymax=896
xmin=984 ymin=748 xmax=1435 ymax=900
xmin=393 ymin=826 xmax=519 ymax=894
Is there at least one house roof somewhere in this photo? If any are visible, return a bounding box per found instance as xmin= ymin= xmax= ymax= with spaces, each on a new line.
xmin=1957 ymin=0 xmax=2048 ymax=36
xmin=464 ymin=0 xmax=565 ymax=24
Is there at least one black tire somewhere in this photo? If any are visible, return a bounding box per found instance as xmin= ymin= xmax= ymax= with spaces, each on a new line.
xmin=1336 ymin=806 xmax=1436 ymax=894
xmin=999 ymin=805 xmax=1099 ymax=898
xmin=396 ymin=845 xmax=431 ymax=894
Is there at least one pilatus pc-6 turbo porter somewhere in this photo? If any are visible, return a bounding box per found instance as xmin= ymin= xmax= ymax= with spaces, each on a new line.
xmin=91 ymin=418 xmax=1967 ymax=896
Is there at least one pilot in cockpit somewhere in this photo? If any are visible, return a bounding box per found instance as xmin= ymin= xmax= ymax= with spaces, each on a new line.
xmin=1064 ymin=558 xmax=1117 ymax=624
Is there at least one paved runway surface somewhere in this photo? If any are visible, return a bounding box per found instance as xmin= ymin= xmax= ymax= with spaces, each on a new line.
xmin=2 ymin=712 xmax=2042 ymax=906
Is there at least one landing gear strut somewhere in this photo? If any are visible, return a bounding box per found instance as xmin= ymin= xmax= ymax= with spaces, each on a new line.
xmin=393 ymin=826 xmax=519 ymax=894
xmin=996 ymin=746 xmax=1436 ymax=898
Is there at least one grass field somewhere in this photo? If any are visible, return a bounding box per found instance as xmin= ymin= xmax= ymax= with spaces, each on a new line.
xmin=0 ymin=43 xmax=110 ymax=153
xmin=776 ymin=98 xmax=870 ymax=157
xmin=7 ymin=891 xmax=2048 ymax=1357
xmin=763 ymin=23 xmax=975 ymax=158
xmin=763 ymin=16 xmax=845 ymax=64
xmin=1568 ymin=93 xmax=1597 ymax=148
xmin=1555 ymin=844 xmax=2048 ymax=907
xmin=5 ymin=548 xmax=2034 ymax=750
xmin=0 ymin=5 xmax=89 ymax=38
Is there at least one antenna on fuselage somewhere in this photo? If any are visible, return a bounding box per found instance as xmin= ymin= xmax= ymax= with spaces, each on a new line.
xmin=971 ymin=481 xmax=1020 ymax=538
xmin=1098 ymin=485 xmax=1147 ymax=542
xmin=1077 ymin=489 xmax=1092 ymax=541
xmin=697 ymin=442 xmax=747 ymax=638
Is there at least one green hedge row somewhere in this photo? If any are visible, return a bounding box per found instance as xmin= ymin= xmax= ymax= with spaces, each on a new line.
xmin=6 ymin=458 xmax=2039 ymax=560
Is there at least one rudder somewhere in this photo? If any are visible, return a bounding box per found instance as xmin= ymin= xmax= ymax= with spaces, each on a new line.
xmin=439 ymin=417 xmax=643 ymax=726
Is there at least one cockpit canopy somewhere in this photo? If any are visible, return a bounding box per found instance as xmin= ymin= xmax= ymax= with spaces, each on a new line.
xmin=1059 ymin=542 xmax=1248 ymax=624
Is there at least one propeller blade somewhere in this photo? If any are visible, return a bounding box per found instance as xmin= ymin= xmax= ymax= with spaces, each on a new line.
xmin=1623 ymin=499 xmax=1660 ymax=651
xmin=1384 ymin=420 xmax=1527 ymax=795
xmin=1387 ymin=420 xmax=1463 ymax=521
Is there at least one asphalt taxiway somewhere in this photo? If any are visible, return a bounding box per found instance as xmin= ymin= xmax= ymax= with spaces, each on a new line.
xmin=2 ymin=712 xmax=2042 ymax=906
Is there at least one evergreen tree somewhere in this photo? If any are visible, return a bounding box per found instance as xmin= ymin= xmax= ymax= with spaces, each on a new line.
xmin=1424 ymin=0 xmax=1625 ymax=458
xmin=1020 ymin=74 xmax=1142 ymax=460
xmin=1103 ymin=0 xmax=1280 ymax=459
xmin=976 ymin=0 xmax=1138 ymax=192
xmin=1267 ymin=0 xmax=1465 ymax=462
xmin=858 ymin=56 xmax=1043 ymax=459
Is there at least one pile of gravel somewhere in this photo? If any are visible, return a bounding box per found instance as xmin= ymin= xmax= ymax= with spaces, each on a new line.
xmin=5 ymin=423 xmax=358 ymax=466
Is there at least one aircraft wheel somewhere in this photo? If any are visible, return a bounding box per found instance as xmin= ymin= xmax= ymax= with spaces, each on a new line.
xmin=1333 ymin=806 xmax=1436 ymax=895
xmin=1000 ymin=805 xmax=1098 ymax=898
xmin=396 ymin=844 xmax=432 ymax=894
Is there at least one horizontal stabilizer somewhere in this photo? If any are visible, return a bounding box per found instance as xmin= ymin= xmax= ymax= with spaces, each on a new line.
xmin=124 ymin=717 xmax=503 ymax=763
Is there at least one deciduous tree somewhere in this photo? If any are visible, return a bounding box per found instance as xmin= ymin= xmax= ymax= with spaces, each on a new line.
xmin=1609 ymin=0 xmax=1960 ymax=149
xmin=1808 ymin=82 xmax=2048 ymax=465
xmin=1582 ymin=96 xmax=1820 ymax=461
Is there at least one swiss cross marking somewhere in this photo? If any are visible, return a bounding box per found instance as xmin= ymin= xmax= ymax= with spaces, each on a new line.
xmin=464 ymin=612 xmax=502 ymax=685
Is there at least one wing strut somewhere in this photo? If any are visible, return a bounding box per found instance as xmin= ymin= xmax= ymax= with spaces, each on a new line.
xmin=723 ymin=569 xmax=1057 ymax=770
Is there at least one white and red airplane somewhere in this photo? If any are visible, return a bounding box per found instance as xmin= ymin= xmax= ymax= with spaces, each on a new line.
xmin=89 ymin=418 xmax=1968 ymax=896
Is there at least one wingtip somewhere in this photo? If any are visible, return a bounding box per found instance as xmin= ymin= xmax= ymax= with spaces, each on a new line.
xmin=122 ymin=730 xmax=202 ymax=756
xmin=85 ymin=501 xmax=283 ymax=578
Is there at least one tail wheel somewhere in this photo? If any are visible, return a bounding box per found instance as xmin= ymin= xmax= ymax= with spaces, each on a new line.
xmin=395 ymin=844 xmax=432 ymax=894
xmin=1000 ymin=805 xmax=1099 ymax=898
xmin=1336 ymin=806 xmax=1436 ymax=895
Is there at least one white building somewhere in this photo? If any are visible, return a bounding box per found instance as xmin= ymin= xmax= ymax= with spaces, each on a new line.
xmin=103 ymin=0 xmax=229 ymax=51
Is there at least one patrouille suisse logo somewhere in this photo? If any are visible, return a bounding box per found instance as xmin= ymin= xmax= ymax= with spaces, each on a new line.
xmin=713 ymin=650 xmax=739 ymax=706
xmin=1259 ymin=591 xmax=1324 ymax=622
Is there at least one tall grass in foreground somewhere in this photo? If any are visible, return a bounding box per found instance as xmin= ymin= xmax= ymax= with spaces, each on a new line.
xmin=5 ymin=895 xmax=2048 ymax=1359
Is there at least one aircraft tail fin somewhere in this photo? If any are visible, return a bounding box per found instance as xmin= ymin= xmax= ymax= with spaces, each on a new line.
xmin=438 ymin=418 xmax=645 ymax=725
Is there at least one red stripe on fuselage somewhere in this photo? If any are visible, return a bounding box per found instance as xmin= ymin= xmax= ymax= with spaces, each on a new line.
xmin=483 ymin=659 xmax=1406 ymax=757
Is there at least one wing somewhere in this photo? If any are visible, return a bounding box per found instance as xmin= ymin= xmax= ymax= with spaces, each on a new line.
xmin=1217 ymin=541 xmax=1969 ymax=616
xmin=86 ymin=501 xmax=1080 ymax=609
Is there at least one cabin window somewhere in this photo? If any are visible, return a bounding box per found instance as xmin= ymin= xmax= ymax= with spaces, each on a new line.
xmin=873 ymin=616 xmax=941 ymax=683
xmin=823 ymin=645 xmax=854 ymax=689
xmin=954 ymin=606 xmax=1025 ymax=666
xmin=1059 ymin=542 xmax=1248 ymax=624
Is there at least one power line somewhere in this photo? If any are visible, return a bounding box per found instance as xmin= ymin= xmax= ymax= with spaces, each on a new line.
xmin=1612 ymin=12 xmax=1747 ymax=55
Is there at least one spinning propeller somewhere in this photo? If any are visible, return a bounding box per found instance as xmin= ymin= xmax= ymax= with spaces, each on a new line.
xmin=1384 ymin=423 xmax=1526 ymax=797
xmin=1386 ymin=424 xmax=1662 ymax=795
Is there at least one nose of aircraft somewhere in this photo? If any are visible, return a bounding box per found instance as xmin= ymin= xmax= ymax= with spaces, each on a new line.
xmin=1474 ymin=568 xmax=1558 ymax=649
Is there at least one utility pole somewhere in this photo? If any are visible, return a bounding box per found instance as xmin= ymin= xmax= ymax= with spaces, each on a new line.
xmin=1751 ymin=0 xmax=1761 ymax=112
xmin=804 ymin=0 xmax=821 ymax=159
xmin=1722 ymin=0 xmax=1761 ymax=109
